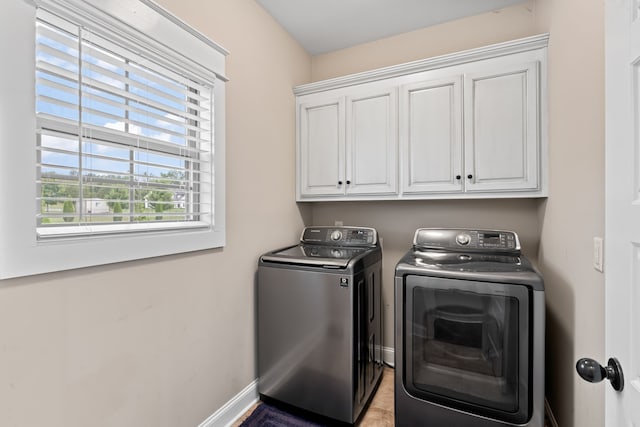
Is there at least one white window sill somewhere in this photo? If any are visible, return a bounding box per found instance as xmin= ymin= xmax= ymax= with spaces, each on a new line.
xmin=37 ymin=221 xmax=211 ymax=240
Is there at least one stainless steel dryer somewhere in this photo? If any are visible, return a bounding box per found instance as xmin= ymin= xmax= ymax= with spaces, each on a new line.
xmin=395 ymin=228 xmax=545 ymax=427
xmin=258 ymin=226 xmax=383 ymax=424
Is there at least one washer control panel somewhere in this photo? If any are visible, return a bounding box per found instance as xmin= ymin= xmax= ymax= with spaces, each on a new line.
xmin=414 ymin=228 xmax=520 ymax=253
xmin=301 ymin=226 xmax=378 ymax=246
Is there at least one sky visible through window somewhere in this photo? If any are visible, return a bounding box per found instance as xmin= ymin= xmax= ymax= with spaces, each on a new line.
xmin=35 ymin=18 xmax=213 ymax=228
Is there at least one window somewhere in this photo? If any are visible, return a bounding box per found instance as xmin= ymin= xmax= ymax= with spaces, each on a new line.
xmin=0 ymin=0 xmax=227 ymax=279
xmin=36 ymin=11 xmax=214 ymax=238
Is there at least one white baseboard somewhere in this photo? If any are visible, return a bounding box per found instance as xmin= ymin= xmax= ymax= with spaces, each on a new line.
xmin=383 ymin=346 xmax=395 ymax=368
xmin=198 ymin=379 xmax=258 ymax=427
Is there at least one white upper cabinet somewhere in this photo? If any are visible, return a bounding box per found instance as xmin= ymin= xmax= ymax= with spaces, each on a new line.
xmin=346 ymin=87 xmax=397 ymax=195
xmin=298 ymin=96 xmax=345 ymax=197
xmin=295 ymin=34 xmax=548 ymax=201
xmin=297 ymin=84 xmax=397 ymax=198
xmin=464 ymin=60 xmax=540 ymax=192
xmin=400 ymin=76 xmax=463 ymax=194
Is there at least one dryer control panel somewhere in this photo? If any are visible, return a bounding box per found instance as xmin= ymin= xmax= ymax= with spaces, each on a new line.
xmin=413 ymin=228 xmax=520 ymax=253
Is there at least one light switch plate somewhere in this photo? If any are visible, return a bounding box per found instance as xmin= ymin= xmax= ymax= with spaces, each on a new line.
xmin=594 ymin=237 xmax=604 ymax=272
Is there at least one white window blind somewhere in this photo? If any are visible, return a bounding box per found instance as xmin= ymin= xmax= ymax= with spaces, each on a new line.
xmin=35 ymin=9 xmax=214 ymax=239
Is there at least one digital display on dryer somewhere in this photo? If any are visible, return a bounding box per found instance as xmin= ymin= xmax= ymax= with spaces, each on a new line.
xmin=481 ymin=233 xmax=501 ymax=243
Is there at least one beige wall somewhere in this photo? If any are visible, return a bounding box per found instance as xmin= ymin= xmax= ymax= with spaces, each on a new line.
xmin=0 ymin=1 xmax=606 ymax=426
xmin=309 ymin=1 xmax=606 ymax=427
xmin=533 ymin=1 xmax=605 ymax=427
xmin=0 ymin=1 xmax=311 ymax=426
xmin=312 ymin=1 xmax=538 ymax=81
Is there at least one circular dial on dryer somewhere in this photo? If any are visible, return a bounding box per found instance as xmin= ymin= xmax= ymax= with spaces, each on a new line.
xmin=330 ymin=230 xmax=343 ymax=241
xmin=456 ymin=233 xmax=471 ymax=246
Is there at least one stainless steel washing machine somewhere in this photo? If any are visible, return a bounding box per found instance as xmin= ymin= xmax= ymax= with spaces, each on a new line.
xmin=258 ymin=226 xmax=383 ymax=424
xmin=395 ymin=228 xmax=545 ymax=427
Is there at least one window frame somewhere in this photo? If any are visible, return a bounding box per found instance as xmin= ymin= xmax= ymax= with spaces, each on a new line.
xmin=0 ymin=0 xmax=227 ymax=279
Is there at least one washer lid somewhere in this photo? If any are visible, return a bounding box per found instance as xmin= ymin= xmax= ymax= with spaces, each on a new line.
xmin=260 ymin=244 xmax=373 ymax=268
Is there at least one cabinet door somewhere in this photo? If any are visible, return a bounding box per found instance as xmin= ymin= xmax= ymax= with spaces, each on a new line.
xmin=464 ymin=61 xmax=540 ymax=192
xmin=298 ymin=97 xmax=345 ymax=197
xmin=345 ymin=87 xmax=397 ymax=195
xmin=400 ymin=76 xmax=463 ymax=194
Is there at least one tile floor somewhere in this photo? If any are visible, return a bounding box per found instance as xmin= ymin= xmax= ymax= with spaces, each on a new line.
xmin=355 ymin=367 xmax=394 ymax=426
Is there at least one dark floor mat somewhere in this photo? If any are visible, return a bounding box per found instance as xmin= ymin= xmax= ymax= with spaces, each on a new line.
xmin=238 ymin=403 xmax=329 ymax=427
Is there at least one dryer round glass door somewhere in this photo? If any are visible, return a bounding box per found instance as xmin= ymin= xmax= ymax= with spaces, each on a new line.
xmin=403 ymin=275 xmax=531 ymax=424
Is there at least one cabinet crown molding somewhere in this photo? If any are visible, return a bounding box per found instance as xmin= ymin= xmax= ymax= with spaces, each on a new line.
xmin=294 ymin=33 xmax=548 ymax=96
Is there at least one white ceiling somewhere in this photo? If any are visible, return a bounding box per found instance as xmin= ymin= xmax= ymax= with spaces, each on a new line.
xmin=255 ymin=0 xmax=529 ymax=55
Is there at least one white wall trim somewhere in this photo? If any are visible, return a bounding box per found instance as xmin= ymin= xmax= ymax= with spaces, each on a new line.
xmin=294 ymin=33 xmax=549 ymax=95
xmin=383 ymin=346 xmax=395 ymax=368
xmin=32 ymin=0 xmax=228 ymax=81
xmin=137 ymin=0 xmax=229 ymax=55
xmin=198 ymin=379 xmax=259 ymax=427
